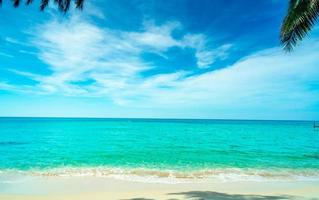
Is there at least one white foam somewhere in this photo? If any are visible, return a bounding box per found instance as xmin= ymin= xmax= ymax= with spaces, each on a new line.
xmin=1 ymin=167 xmax=319 ymax=183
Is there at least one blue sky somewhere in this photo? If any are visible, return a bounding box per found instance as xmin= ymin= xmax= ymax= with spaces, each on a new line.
xmin=0 ymin=0 xmax=319 ymax=120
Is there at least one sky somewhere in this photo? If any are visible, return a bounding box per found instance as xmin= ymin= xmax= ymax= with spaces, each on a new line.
xmin=0 ymin=0 xmax=319 ymax=120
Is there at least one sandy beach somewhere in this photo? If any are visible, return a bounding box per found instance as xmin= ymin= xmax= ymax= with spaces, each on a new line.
xmin=1 ymin=174 xmax=319 ymax=200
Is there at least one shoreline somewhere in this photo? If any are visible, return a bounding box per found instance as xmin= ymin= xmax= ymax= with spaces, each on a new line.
xmin=1 ymin=167 xmax=319 ymax=181
xmin=1 ymin=174 xmax=319 ymax=200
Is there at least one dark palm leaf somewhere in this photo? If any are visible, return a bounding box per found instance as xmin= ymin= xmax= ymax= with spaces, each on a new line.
xmin=40 ymin=0 xmax=49 ymax=10
xmin=281 ymin=0 xmax=319 ymax=51
xmin=12 ymin=0 xmax=20 ymax=7
xmin=0 ymin=0 xmax=84 ymax=13
xmin=75 ymin=0 xmax=83 ymax=9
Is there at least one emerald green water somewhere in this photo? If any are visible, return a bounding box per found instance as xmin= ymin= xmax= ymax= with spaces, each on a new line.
xmin=0 ymin=118 xmax=318 ymax=179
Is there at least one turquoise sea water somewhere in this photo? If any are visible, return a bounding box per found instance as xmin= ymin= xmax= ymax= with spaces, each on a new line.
xmin=0 ymin=118 xmax=319 ymax=180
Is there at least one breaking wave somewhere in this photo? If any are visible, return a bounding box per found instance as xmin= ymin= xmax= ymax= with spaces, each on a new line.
xmin=1 ymin=167 xmax=319 ymax=183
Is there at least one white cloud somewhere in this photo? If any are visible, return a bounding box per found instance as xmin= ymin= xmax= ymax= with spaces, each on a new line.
xmin=182 ymin=34 xmax=232 ymax=68
xmin=8 ymin=14 xmax=228 ymax=99
xmin=0 ymin=82 xmax=16 ymax=90
xmin=84 ymin=3 xmax=106 ymax=20
xmin=4 ymin=12 xmax=319 ymax=119
xmin=127 ymin=21 xmax=181 ymax=51
xmin=4 ymin=37 xmax=29 ymax=46
xmin=0 ymin=52 xmax=14 ymax=58
xmin=141 ymin=43 xmax=319 ymax=112
xmin=19 ymin=50 xmax=37 ymax=55
xmin=5 ymin=37 xmax=21 ymax=45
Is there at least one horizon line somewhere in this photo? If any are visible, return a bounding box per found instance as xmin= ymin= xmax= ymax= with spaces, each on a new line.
xmin=0 ymin=116 xmax=315 ymax=122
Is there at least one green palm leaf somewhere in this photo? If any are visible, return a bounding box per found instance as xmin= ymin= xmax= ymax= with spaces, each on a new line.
xmin=281 ymin=0 xmax=319 ymax=51
xmin=0 ymin=0 xmax=84 ymax=13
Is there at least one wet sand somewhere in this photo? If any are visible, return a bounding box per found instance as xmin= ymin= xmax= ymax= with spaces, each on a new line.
xmin=0 ymin=174 xmax=318 ymax=200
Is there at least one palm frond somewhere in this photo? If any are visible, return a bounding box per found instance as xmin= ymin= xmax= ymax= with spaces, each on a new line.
xmin=40 ymin=0 xmax=49 ymax=10
xmin=2 ymin=0 xmax=84 ymax=13
xmin=12 ymin=0 xmax=20 ymax=7
xmin=75 ymin=0 xmax=83 ymax=9
xmin=281 ymin=0 xmax=319 ymax=51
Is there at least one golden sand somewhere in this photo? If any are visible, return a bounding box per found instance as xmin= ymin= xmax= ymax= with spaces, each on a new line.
xmin=0 ymin=175 xmax=318 ymax=200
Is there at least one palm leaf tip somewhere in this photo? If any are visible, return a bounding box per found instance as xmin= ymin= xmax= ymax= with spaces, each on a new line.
xmin=40 ymin=0 xmax=49 ymax=11
xmin=280 ymin=0 xmax=319 ymax=52
xmin=12 ymin=0 xmax=20 ymax=7
xmin=50 ymin=0 xmax=84 ymax=13
xmin=5 ymin=0 xmax=84 ymax=13
xmin=75 ymin=0 xmax=84 ymax=9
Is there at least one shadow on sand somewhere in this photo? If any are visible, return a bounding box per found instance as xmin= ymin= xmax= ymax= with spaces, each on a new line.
xmin=121 ymin=190 xmax=317 ymax=200
xmin=168 ymin=191 xmax=300 ymax=200
xmin=121 ymin=198 xmax=155 ymax=200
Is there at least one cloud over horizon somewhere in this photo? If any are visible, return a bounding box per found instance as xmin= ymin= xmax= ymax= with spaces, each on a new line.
xmin=4 ymin=14 xmax=232 ymax=101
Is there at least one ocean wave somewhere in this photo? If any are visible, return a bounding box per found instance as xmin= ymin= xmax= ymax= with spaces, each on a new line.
xmin=1 ymin=167 xmax=319 ymax=183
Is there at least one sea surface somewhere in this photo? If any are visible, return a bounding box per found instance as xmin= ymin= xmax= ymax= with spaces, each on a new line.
xmin=0 ymin=117 xmax=319 ymax=182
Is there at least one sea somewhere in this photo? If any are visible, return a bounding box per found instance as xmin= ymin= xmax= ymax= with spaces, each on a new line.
xmin=0 ymin=117 xmax=318 ymax=182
